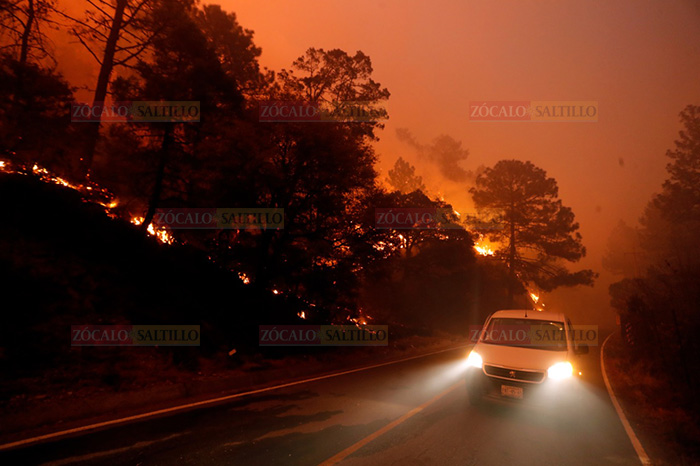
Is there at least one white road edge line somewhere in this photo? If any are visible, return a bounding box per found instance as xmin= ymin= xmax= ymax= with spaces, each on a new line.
xmin=600 ymin=332 xmax=652 ymax=465
xmin=0 ymin=345 xmax=469 ymax=452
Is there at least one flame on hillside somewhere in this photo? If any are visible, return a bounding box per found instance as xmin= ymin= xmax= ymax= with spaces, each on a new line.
xmin=0 ymin=161 xmax=180 ymax=245
xmin=131 ymin=216 xmax=174 ymax=245
xmin=1 ymin=161 xmax=119 ymax=214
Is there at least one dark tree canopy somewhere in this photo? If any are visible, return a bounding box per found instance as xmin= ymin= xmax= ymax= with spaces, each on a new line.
xmin=639 ymin=104 xmax=700 ymax=270
xmin=386 ymin=157 xmax=425 ymax=194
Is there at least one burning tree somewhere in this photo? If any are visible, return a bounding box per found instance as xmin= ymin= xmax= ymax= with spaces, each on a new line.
xmin=469 ymin=159 xmax=596 ymax=304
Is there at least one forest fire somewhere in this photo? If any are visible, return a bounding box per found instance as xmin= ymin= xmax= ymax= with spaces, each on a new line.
xmin=397 ymin=234 xmax=407 ymax=249
xmin=527 ymin=289 xmax=545 ymax=311
xmin=0 ymin=162 xmax=181 ymax=245
xmin=473 ymin=234 xmax=495 ymax=256
xmin=32 ymin=164 xmax=74 ymax=189
xmin=3 ymin=0 xmax=697 ymax=462
xmin=349 ymin=313 xmax=371 ymax=327
xmin=1 ymin=160 xmax=119 ymax=213
xmin=238 ymin=272 xmax=251 ymax=285
xmin=131 ymin=216 xmax=174 ymax=245
xmin=474 ymin=241 xmax=495 ymax=256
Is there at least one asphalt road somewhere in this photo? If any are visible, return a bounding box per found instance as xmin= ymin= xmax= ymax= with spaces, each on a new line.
xmin=0 ymin=344 xmax=642 ymax=466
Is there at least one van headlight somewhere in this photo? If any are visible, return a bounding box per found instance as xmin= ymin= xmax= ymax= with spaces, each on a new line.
xmin=466 ymin=351 xmax=483 ymax=369
xmin=547 ymin=361 xmax=573 ymax=380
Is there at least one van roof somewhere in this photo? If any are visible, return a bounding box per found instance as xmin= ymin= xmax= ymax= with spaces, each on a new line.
xmin=490 ymin=309 xmax=566 ymax=322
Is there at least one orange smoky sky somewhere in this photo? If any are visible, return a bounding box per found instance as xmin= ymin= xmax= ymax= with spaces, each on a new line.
xmin=55 ymin=0 xmax=700 ymax=323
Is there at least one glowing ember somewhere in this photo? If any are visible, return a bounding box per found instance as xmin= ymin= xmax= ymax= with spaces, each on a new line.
xmin=373 ymin=241 xmax=387 ymax=251
xmin=348 ymin=311 xmax=372 ymax=327
xmin=397 ymin=234 xmax=407 ymax=249
xmin=238 ymin=272 xmax=251 ymax=285
xmin=349 ymin=316 xmax=366 ymax=326
xmin=530 ymin=292 xmax=539 ymax=303
xmin=32 ymin=164 xmax=79 ymax=189
xmin=297 ymin=311 xmax=306 ymax=319
xmin=272 ymin=289 xmax=281 ymax=295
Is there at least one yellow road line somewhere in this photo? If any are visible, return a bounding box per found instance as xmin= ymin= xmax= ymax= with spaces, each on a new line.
xmin=318 ymin=382 xmax=461 ymax=466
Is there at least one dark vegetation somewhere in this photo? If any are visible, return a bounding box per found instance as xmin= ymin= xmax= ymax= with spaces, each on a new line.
xmin=605 ymin=105 xmax=700 ymax=442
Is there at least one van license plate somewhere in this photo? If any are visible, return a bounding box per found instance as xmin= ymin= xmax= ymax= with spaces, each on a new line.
xmin=501 ymin=385 xmax=523 ymax=399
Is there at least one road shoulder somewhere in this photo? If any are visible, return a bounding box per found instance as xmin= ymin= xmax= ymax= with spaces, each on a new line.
xmin=602 ymin=331 xmax=700 ymax=465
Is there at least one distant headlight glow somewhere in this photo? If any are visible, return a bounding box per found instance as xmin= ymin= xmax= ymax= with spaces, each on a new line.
xmin=466 ymin=351 xmax=483 ymax=369
xmin=547 ymin=361 xmax=573 ymax=380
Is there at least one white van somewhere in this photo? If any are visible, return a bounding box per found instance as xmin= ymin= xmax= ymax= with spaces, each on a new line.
xmin=465 ymin=309 xmax=588 ymax=406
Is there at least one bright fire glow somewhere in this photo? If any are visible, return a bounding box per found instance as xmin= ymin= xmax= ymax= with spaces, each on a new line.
xmin=238 ymin=272 xmax=251 ymax=285
xmin=526 ymin=287 xmax=545 ymax=310
xmin=131 ymin=216 xmax=174 ymax=245
xmin=298 ymin=311 xmax=306 ymax=319
xmin=473 ymin=234 xmax=495 ymax=256
xmin=474 ymin=242 xmax=494 ymax=256
xmin=397 ymin=234 xmax=407 ymax=249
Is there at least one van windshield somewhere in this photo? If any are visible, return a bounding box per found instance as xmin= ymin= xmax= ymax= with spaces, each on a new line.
xmin=480 ymin=317 xmax=567 ymax=351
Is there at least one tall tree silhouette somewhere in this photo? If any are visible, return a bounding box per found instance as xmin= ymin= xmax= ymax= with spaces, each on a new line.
xmin=639 ymin=104 xmax=700 ymax=270
xmin=108 ymin=0 xmax=239 ymax=232
xmin=0 ymin=0 xmax=55 ymax=66
xmin=65 ymin=0 xmax=171 ymax=180
xmin=470 ymin=160 xmax=595 ymax=304
xmin=0 ymin=0 xmax=74 ymax=171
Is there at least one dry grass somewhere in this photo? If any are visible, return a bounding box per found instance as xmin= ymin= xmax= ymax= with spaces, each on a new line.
xmin=605 ymin=333 xmax=700 ymax=465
